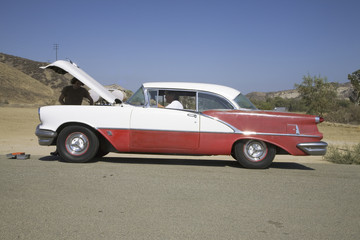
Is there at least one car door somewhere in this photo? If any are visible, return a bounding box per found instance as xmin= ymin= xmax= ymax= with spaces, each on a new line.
xmin=129 ymin=107 xmax=200 ymax=151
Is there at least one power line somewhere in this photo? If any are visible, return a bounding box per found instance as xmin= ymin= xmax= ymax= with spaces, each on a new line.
xmin=53 ymin=43 xmax=59 ymax=60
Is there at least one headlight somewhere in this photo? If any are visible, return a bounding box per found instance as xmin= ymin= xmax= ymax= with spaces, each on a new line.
xmin=38 ymin=107 xmax=42 ymax=122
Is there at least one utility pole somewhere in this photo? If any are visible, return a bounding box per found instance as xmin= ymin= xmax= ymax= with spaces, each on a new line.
xmin=53 ymin=43 xmax=59 ymax=60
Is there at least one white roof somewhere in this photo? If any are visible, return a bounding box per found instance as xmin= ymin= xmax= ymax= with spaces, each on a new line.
xmin=143 ymin=82 xmax=241 ymax=100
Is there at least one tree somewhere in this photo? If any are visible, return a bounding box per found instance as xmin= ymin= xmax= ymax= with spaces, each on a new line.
xmin=295 ymin=75 xmax=337 ymax=116
xmin=348 ymin=69 xmax=360 ymax=105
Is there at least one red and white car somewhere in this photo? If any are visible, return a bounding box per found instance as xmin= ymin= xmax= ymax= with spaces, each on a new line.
xmin=35 ymin=60 xmax=327 ymax=168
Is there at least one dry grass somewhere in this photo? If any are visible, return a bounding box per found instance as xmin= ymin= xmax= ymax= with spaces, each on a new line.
xmin=0 ymin=62 xmax=55 ymax=104
xmin=319 ymin=122 xmax=360 ymax=146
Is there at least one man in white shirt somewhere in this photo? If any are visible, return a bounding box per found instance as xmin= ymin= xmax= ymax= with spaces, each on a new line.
xmin=165 ymin=91 xmax=183 ymax=109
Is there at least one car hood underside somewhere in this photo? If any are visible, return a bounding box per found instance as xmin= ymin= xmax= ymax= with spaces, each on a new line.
xmin=41 ymin=60 xmax=117 ymax=104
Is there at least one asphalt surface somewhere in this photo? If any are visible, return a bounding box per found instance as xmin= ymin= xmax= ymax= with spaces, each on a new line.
xmin=1 ymin=154 xmax=359 ymax=240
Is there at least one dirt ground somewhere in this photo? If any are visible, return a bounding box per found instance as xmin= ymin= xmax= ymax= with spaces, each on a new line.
xmin=1 ymin=106 xmax=359 ymax=163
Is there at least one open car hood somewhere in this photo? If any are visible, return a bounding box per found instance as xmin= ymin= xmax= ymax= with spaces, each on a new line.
xmin=41 ymin=60 xmax=117 ymax=104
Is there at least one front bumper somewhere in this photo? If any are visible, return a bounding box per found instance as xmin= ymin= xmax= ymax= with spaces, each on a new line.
xmin=35 ymin=125 xmax=57 ymax=146
xmin=297 ymin=141 xmax=328 ymax=155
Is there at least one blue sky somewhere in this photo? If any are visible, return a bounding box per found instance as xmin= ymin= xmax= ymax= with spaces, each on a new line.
xmin=1 ymin=0 xmax=359 ymax=93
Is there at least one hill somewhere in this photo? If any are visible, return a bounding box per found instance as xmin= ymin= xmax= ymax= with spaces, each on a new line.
xmin=246 ymin=82 xmax=353 ymax=102
xmin=0 ymin=62 xmax=54 ymax=104
xmin=0 ymin=53 xmax=70 ymax=106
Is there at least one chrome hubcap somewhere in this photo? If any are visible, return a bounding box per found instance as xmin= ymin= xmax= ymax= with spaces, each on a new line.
xmin=244 ymin=140 xmax=267 ymax=162
xmin=65 ymin=132 xmax=89 ymax=156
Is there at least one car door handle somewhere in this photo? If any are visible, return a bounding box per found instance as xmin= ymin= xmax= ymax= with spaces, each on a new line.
xmin=187 ymin=113 xmax=197 ymax=118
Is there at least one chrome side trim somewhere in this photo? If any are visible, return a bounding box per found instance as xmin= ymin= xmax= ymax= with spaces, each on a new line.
xmin=297 ymin=141 xmax=328 ymax=155
xmin=35 ymin=125 xmax=57 ymax=146
xmin=242 ymin=131 xmax=320 ymax=138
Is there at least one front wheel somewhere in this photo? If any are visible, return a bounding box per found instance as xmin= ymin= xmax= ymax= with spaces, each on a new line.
xmin=57 ymin=126 xmax=99 ymax=163
xmin=234 ymin=140 xmax=276 ymax=169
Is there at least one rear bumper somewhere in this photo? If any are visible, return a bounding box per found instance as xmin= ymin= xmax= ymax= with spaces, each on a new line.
xmin=35 ymin=125 xmax=57 ymax=146
xmin=297 ymin=141 xmax=328 ymax=155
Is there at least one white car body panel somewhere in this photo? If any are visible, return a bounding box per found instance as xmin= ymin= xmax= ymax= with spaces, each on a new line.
xmin=39 ymin=104 xmax=233 ymax=134
xmin=199 ymin=115 xmax=234 ymax=133
xmin=39 ymin=105 xmax=133 ymax=131
xmin=130 ymin=108 xmax=199 ymax=132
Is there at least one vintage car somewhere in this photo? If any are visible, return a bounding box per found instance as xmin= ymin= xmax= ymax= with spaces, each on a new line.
xmin=35 ymin=60 xmax=327 ymax=169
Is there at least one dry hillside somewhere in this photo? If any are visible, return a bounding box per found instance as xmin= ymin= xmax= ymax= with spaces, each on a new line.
xmin=0 ymin=53 xmax=69 ymax=89
xmin=0 ymin=62 xmax=54 ymax=105
xmin=0 ymin=53 xmax=70 ymax=105
xmin=246 ymin=83 xmax=353 ymax=102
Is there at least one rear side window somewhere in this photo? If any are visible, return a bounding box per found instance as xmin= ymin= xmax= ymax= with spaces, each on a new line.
xmin=198 ymin=92 xmax=234 ymax=111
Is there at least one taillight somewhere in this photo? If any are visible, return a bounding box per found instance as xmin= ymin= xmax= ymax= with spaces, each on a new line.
xmin=315 ymin=116 xmax=324 ymax=123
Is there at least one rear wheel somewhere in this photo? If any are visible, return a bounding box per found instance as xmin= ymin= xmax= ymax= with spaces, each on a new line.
xmin=57 ymin=126 xmax=99 ymax=163
xmin=234 ymin=140 xmax=276 ymax=169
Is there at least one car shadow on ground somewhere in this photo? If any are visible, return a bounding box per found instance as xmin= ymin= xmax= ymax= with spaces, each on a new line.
xmin=39 ymin=155 xmax=314 ymax=170
xmin=271 ymin=162 xmax=314 ymax=170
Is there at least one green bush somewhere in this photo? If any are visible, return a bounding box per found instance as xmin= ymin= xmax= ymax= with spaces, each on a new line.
xmin=324 ymin=144 xmax=360 ymax=164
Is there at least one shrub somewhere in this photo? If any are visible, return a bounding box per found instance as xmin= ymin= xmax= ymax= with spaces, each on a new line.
xmin=326 ymin=104 xmax=360 ymax=124
xmin=324 ymin=144 xmax=360 ymax=164
xmin=295 ymin=75 xmax=338 ymax=116
xmin=0 ymin=99 xmax=9 ymax=104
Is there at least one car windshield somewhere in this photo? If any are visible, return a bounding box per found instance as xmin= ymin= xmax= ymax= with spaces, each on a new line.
xmin=234 ymin=93 xmax=257 ymax=110
xmin=126 ymin=87 xmax=145 ymax=106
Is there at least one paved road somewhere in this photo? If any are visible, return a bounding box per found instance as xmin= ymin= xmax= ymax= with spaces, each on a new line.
xmin=1 ymin=154 xmax=359 ymax=240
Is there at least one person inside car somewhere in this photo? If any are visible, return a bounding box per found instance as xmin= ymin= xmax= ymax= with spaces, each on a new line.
xmin=164 ymin=91 xmax=183 ymax=109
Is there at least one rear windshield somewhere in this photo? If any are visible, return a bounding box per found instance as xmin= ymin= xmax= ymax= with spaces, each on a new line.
xmin=234 ymin=93 xmax=257 ymax=110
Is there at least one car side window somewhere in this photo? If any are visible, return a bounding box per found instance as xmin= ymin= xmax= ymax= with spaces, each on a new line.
xmin=127 ymin=87 xmax=146 ymax=106
xmin=198 ymin=92 xmax=234 ymax=111
xmin=148 ymin=90 xmax=161 ymax=107
xmin=149 ymin=89 xmax=196 ymax=110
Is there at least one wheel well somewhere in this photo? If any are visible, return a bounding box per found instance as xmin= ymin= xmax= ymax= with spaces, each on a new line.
xmin=231 ymin=139 xmax=290 ymax=156
xmin=56 ymin=122 xmax=114 ymax=152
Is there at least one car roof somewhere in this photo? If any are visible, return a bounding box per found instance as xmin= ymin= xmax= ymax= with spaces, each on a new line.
xmin=143 ymin=82 xmax=241 ymax=100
